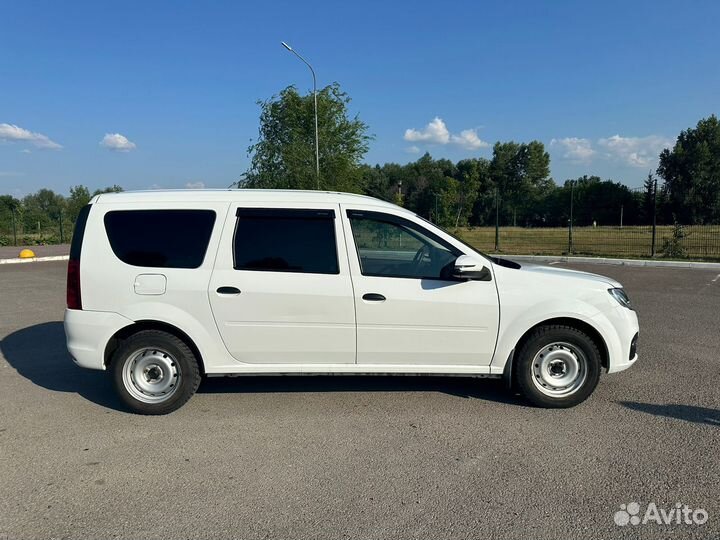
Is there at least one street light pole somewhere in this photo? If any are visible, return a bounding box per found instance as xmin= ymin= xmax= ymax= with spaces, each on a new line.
xmin=281 ymin=41 xmax=320 ymax=189
xmin=568 ymin=180 xmax=575 ymax=254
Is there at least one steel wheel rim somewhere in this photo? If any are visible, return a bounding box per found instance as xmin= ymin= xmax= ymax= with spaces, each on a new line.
xmin=530 ymin=341 xmax=587 ymax=397
xmin=122 ymin=348 xmax=181 ymax=404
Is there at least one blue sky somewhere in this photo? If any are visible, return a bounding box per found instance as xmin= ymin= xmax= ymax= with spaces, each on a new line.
xmin=1 ymin=0 xmax=719 ymax=196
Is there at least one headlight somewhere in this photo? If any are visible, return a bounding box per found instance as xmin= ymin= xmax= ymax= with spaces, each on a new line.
xmin=608 ymin=288 xmax=633 ymax=310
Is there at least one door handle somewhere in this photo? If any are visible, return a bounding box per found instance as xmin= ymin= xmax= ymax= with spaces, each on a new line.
xmin=362 ymin=293 xmax=386 ymax=302
xmin=216 ymin=286 xmax=241 ymax=295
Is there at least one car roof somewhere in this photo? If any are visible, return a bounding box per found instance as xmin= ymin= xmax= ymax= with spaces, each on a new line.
xmin=92 ymin=189 xmax=401 ymax=210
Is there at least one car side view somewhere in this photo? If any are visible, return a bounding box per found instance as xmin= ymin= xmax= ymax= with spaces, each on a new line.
xmin=64 ymin=189 xmax=639 ymax=414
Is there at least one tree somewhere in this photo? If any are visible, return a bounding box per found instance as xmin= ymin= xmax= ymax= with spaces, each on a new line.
xmin=22 ymin=189 xmax=66 ymax=233
xmin=489 ymin=141 xmax=552 ymax=225
xmin=0 ymin=195 xmax=22 ymax=242
xmin=641 ymin=172 xmax=656 ymax=224
xmin=67 ymin=185 xmax=91 ymax=223
xmin=243 ymin=83 xmax=372 ymax=192
xmin=93 ymin=185 xmax=124 ymax=196
xmin=657 ymin=114 xmax=720 ymax=224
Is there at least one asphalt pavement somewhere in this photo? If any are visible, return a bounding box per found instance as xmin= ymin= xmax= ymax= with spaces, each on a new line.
xmin=0 ymin=261 xmax=718 ymax=539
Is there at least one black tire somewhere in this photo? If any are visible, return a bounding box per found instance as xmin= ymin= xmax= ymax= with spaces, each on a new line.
xmin=515 ymin=325 xmax=601 ymax=408
xmin=111 ymin=330 xmax=201 ymax=415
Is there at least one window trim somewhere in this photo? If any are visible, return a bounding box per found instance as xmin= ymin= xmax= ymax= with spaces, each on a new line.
xmin=346 ymin=209 xmax=462 ymax=281
xmin=232 ymin=207 xmax=340 ymax=275
xmin=103 ymin=209 xmax=217 ymax=269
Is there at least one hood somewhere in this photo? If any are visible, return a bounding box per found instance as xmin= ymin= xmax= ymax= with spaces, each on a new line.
xmin=502 ymin=262 xmax=622 ymax=288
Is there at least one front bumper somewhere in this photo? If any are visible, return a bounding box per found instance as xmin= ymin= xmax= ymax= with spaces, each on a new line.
xmin=64 ymin=309 xmax=134 ymax=370
xmin=600 ymin=305 xmax=639 ymax=374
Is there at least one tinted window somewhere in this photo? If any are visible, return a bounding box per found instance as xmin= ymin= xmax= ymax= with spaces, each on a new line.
xmin=70 ymin=204 xmax=91 ymax=261
xmin=104 ymin=210 xmax=216 ymax=268
xmin=348 ymin=210 xmax=459 ymax=280
xmin=234 ymin=208 xmax=338 ymax=274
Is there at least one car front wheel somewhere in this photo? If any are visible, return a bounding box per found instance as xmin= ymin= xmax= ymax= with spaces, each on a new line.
xmin=515 ymin=325 xmax=601 ymax=408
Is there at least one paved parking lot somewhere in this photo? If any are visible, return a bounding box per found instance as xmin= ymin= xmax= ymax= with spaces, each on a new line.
xmin=1 ymin=261 xmax=718 ymax=539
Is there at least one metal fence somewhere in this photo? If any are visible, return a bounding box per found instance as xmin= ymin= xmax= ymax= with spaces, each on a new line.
xmin=0 ymin=208 xmax=70 ymax=247
xmin=2 ymin=193 xmax=720 ymax=261
xmin=456 ymin=224 xmax=720 ymax=261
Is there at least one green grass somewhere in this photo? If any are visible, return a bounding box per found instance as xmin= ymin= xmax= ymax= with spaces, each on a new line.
xmin=456 ymin=225 xmax=720 ymax=261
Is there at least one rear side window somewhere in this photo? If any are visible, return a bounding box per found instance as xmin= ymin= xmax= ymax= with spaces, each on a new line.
xmin=233 ymin=208 xmax=339 ymax=274
xmin=70 ymin=204 xmax=92 ymax=261
xmin=104 ymin=209 xmax=216 ymax=268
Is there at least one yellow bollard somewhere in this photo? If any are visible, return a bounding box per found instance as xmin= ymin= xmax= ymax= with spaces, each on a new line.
xmin=18 ymin=249 xmax=36 ymax=259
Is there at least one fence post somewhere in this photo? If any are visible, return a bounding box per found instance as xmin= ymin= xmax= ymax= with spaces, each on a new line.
xmin=651 ymin=177 xmax=658 ymax=257
xmin=494 ymin=188 xmax=500 ymax=252
xmin=11 ymin=206 xmax=17 ymax=246
xmin=568 ymin=181 xmax=574 ymax=254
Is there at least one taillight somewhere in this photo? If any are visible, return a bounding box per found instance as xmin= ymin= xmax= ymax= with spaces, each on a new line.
xmin=66 ymin=259 xmax=82 ymax=309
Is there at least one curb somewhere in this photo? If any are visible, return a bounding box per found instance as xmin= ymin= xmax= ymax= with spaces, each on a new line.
xmin=0 ymin=255 xmax=69 ymax=265
xmin=501 ymin=254 xmax=720 ymax=270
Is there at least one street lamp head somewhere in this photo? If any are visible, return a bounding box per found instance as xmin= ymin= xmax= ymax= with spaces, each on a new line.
xmin=281 ymin=41 xmax=293 ymax=52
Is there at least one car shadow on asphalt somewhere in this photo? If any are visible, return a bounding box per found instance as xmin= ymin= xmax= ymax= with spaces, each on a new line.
xmin=0 ymin=321 xmax=525 ymax=410
xmin=619 ymin=401 xmax=720 ymax=426
xmin=199 ymin=374 xmax=524 ymax=404
xmin=0 ymin=321 xmax=124 ymax=411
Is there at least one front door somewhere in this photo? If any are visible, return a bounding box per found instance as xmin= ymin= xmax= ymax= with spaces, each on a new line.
xmin=341 ymin=206 xmax=499 ymax=366
xmin=208 ymin=204 xmax=356 ymax=364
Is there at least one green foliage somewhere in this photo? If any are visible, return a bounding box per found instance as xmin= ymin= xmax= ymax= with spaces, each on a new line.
xmin=0 ymin=184 xmax=123 ymax=245
xmin=93 ymin=185 xmax=124 ymax=196
xmin=67 ymin=185 xmax=91 ymax=223
xmin=243 ymin=83 xmax=372 ymax=192
xmin=22 ymin=189 xmax=66 ymax=232
xmin=658 ymin=114 xmax=720 ymax=224
xmin=488 ymin=141 xmax=552 ymax=225
xmin=661 ymin=221 xmax=689 ymax=258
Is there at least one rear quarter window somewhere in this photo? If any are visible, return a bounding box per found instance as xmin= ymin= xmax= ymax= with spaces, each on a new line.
xmin=104 ymin=209 xmax=216 ymax=268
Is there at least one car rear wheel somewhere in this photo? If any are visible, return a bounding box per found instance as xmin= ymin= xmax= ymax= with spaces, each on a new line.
xmin=111 ymin=330 xmax=201 ymax=415
xmin=515 ymin=325 xmax=601 ymax=408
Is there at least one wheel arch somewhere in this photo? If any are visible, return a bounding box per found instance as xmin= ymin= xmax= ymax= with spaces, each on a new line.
xmin=104 ymin=320 xmax=206 ymax=375
xmin=505 ymin=316 xmax=609 ymax=387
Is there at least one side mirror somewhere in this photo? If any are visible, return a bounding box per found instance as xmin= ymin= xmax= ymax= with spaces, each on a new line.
xmin=452 ymin=255 xmax=491 ymax=281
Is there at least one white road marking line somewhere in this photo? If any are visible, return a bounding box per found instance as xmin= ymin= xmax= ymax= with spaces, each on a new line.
xmin=0 ymin=255 xmax=69 ymax=265
xmin=712 ymin=274 xmax=720 ymax=282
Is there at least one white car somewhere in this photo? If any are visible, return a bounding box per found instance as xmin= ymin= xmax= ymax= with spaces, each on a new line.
xmin=64 ymin=189 xmax=639 ymax=414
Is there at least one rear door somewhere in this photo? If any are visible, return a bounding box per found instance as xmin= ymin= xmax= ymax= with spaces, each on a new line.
xmin=208 ymin=203 xmax=356 ymax=364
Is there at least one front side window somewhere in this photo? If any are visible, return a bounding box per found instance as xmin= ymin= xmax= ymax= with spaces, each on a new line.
xmin=104 ymin=209 xmax=216 ymax=268
xmin=347 ymin=210 xmax=460 ymax=279
xmin=233 ymin=208 xmax=339 ymax=274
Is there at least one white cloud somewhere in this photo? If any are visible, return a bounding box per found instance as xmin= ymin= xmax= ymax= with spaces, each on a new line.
xmin=404 ymin=117 xmax=450 ymax=144
xmin=551 ymin=134 xmax=673 ymax=168
xmin=185 ymin=181 xmax=205 ymax=189
xmin=597 ymin=134 xmax=673 ymax=168
xmin=405 ymin=145 xmax=421 ymax=154
xmin=451 ymin=129 xmax=490 ymax=150
xmin=550 ymin=137 xmax=596 ymax=162
xmin=100 ymin=133 xmax=136 ymax=152
xmin=0 ymin=123 xmax=62 ymax=149
xmin=404 ymin=117 xmax=489 ymax=150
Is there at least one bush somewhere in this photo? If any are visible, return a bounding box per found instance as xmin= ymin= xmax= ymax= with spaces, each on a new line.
xmin=661 ymin=222 xmax=688 ymax=258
